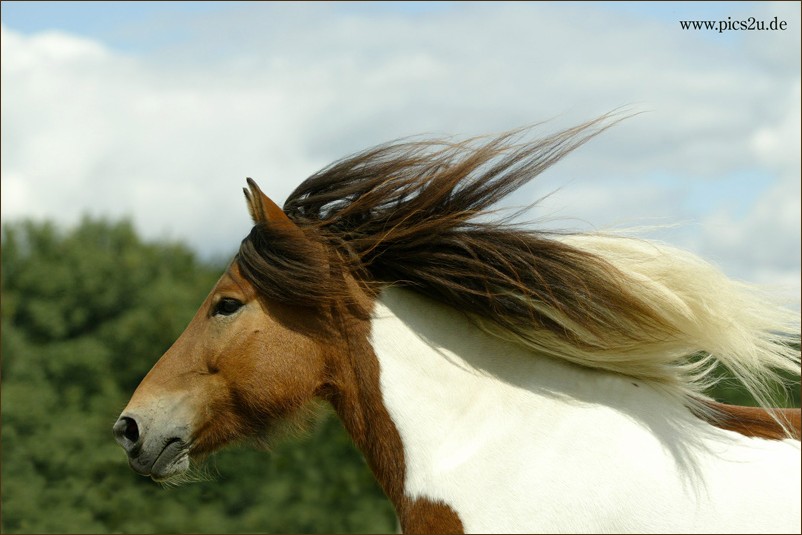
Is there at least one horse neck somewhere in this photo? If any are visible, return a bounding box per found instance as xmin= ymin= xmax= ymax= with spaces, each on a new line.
xmin=322 ymin=286 xmax=405 ymax=501
xmin=369 ymin=286 xmax=690 ymax=433
xmin=328 ymin=288 xmax=799 ymax=533
xmin=328 ymin=286 xmax=800 ymax=532
xmin=325 ymin=283 xmax=685 ymax=529
xmin=322 ymin=281 xmax=466 ymax=531
xmin=358 ymin=287 xmax=699 ymax=531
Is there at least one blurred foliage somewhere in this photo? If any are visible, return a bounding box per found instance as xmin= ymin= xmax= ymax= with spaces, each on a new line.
xmin=1 ymin=218 xmax=396 ymax=534
xmin=1 ymin=217 xmax=799 ymax=533
xmin=708 ymin=361 xmax=800 ymax=408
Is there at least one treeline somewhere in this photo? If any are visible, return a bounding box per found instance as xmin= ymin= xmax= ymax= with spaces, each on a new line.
xmin=1 ymin=218 xmax=798 ymax=533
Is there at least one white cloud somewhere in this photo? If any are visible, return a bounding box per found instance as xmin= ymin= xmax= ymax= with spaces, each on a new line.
xmin=689 ymin=78 xmax=801 ymax=303
xmin=1 ymin=3 xmax=799 ymax=302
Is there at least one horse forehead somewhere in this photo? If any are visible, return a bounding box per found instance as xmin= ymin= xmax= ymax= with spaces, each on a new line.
xmin=214 ymin=262 xmax=256 ymax=297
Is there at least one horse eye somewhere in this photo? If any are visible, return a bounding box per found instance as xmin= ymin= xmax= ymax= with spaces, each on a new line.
xmin=213 ymin=298 xmax=243 ymax=317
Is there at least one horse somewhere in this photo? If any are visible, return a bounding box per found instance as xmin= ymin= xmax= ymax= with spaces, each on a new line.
xmin=113 ymin=117 xmax=801 ymax=533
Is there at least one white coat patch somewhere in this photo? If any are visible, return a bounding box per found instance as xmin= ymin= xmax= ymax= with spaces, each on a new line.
xmin=370 ymin=288 xmax=801 ymax=533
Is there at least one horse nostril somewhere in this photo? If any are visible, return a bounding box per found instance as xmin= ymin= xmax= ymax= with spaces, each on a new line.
xmin=113 ymin=416 xmax=140 ymax=449
xmin=123 ymin=418 xmax=139 ymax=442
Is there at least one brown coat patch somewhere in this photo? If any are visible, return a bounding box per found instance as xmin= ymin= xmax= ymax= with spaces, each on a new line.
xmin=704 ymin=400 xmax=801 ymax=440
xmin=403 ymin=498 xmax=465 ymax=534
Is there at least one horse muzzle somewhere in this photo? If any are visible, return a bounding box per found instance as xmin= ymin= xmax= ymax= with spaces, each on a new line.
xmin=113 ymin=412 xmax=192 ymax=481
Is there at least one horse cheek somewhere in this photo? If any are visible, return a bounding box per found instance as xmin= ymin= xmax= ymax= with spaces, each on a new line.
xmin=229 ymin=332 xmax=324 ymax=421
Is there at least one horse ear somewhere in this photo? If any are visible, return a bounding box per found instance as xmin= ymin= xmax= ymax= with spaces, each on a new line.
xmin=243 ymin=178 xmax=301 ymax=234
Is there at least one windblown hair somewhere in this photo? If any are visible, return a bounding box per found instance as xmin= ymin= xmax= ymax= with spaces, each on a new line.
xmin=238 ymin=115 xmax=800 ymax=417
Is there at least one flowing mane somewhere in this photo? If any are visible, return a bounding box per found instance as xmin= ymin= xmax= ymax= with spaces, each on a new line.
xmin=237 ymin=115 xmax=800 ymax=421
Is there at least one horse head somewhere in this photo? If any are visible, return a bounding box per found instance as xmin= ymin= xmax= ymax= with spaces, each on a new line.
xmin=113 ymin=180 xmax=341 ymax=482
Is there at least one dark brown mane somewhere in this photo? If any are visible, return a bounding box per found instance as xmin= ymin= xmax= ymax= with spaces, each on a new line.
xmin=234 ymin=115 xmax=799 ymax=437
xmin=237 ymin=115 xmax=677 ymax=351
xmin=237 ymin=223 xmax=331 ymax=306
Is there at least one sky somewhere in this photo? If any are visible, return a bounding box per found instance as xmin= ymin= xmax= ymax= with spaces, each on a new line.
xmin=1 ymin=1 xmax=800 ymax=305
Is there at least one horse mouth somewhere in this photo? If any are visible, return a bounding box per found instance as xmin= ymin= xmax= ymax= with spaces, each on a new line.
xmin=129 ymin=438 xmax=191 ymax=482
